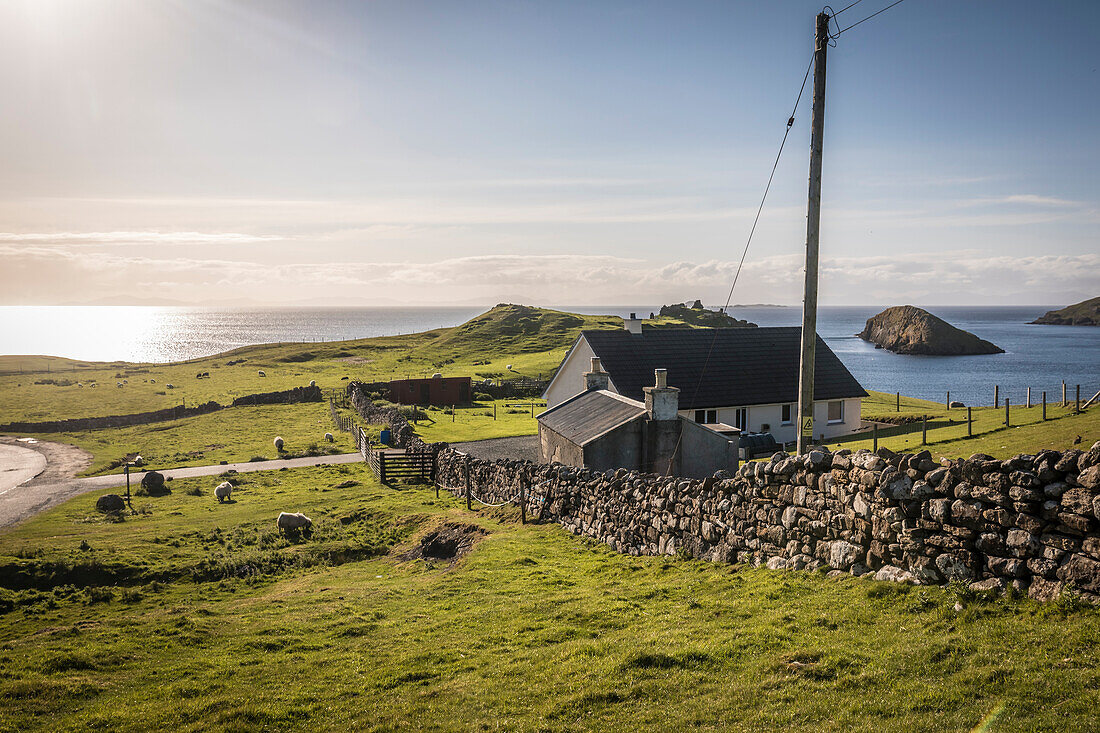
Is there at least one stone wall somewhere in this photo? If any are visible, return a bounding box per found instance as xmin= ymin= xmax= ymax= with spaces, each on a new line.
xmin=436 ymin=442 xmax=1100 ymax=602
xmin=230 ymin=384 xmax=322 ymax=406
xmin=346 ymin=382 xmax=439 ymax=453
xmin=2 ymin=385 xmax=322 ymax=433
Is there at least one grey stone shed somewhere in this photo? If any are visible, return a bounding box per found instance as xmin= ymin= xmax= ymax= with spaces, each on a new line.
xmin=537 ymin=359 xmax=739 ymax=478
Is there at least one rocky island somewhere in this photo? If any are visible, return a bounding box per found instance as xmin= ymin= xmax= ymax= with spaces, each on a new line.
xmin=1030 ymin=296 xmax=1100 ymax=326
xmin=651 ymin=300 xmax=757 ymax=328
xmin=858 ymin=305 xmax=1004 ymax=355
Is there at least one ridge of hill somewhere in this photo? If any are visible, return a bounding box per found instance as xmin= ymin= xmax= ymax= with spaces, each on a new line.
xmin=1031 ymin=296 xmax=1100 ymax=326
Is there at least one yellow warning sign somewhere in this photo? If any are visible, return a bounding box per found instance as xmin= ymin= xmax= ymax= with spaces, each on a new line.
xmin=801 ymin=416 xmax=814 ymax=433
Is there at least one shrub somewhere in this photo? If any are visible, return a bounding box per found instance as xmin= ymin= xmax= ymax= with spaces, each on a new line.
xmin=474 ymin=392 xmax=494 ymax=402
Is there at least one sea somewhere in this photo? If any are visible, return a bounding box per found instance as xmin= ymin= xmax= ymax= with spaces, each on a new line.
xmin=0 ymin=305 xmax=1096 ymax=408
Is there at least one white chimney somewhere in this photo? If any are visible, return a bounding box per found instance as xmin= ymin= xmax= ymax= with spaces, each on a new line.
xmin=584 ymin=356 xmax=610 ymax=391
xmin=624 ymin=312 xmax=643 ymax=335
xmin=644 ymin=368 xmax=679 ymax=421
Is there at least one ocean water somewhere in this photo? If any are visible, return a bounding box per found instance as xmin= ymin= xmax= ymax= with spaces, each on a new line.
xmin=0 ymin=304 xmax=1096 ymax=407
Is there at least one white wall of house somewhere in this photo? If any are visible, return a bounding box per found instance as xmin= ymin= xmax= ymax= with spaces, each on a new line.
xmin=679 ymin=396 xmax=861 ymax=445
xmin=544 ymin=337 xmax=604 ymax=408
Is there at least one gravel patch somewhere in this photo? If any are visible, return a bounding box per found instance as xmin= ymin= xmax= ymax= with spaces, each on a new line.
xmin=450 ymin=435 xmax=540 ymax=463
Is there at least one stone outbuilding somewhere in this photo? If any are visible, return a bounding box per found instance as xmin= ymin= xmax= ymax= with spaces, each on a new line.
xmin=537 ymin=359 xmax=739 ymax=478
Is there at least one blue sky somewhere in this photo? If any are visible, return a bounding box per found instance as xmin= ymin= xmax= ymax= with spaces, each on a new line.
xmin=0 ymin=0 xmax=1096 ymax=306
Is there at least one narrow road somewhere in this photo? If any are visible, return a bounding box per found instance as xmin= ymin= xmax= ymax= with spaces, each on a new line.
xmin=0 ymin=438 xmax=365 ymax=531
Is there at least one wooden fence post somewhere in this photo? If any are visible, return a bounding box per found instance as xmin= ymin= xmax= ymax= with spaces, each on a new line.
xmin=464 ymin=456 xmax=471 ymax=511
xmin=994 ymin=385 xmax=999 ymax=408
xmin=946 ymin=391 xmax=950 ymax=409
xmin=872 ymin=422 xmax=878 ymax=452
xmin=1042 ymin=391 xmax=1047 ymax=421
xmin=1063 ymin=380 xmax=1067 ymax=407
xmin=379 ymin=449 xmax=387 ymax=485
xmin=896 ymin=392 xmax=900 ymax=412
xmin=1026 ymin=387 xmax=1031 ymax=409
xmin=1076 ymin=385 xmax=1081 ymax=414
xmin=967 ymin=407 xmax=972 ymax=437
xmin=520 ymin=477 xmax=527 ymax=524
xmin=494 ymin=403 xmax=497 ymax=421
xmin=1005 ymin=398 xmax=1010 ymax=427
xmin=921 ymin=415 xmax=927 ymax=445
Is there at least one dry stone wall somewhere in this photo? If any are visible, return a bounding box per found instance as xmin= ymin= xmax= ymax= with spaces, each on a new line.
xmin=436 ymin=441 xmax=1100 ymax=602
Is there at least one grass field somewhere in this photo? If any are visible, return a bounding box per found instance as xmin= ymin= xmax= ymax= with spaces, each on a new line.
xmin=33 ymin=403 xmax=355 ymax=476
xmin=2 ymin=464 xmax=1099 ymax=731
xmin=407 ymin=398 xmax=543 ymax=444
xmin=832 ymin=391 xmax=1098 ymax=459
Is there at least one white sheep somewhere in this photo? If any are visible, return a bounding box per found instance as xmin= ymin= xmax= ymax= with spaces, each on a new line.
xmin=116 ymin=382 xmax=123 ymax=388
xmin=150 ymin=379 xmax=156 ymax=383
xmin=167 ymin=384 xmax=175 ymax=389
xmin=258 ymin=370 xmax=266 ymax=377
xmin=309 ymin=380 xmax=316 ymax=387
xmin=324 ymin=432 xmax=334 ymax=442
xmin=273 ymin=436 xmax=284 ymax=451
xmin=133 ymin=455 xmax=144 ymax=467
xmin=214 ymin=481 xmax=233 ymax=503
xmin=277 ymin=512 xmax=311 ymax=531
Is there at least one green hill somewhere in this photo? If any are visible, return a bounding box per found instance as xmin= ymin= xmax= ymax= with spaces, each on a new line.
xmin=1031 ymin=296 xmax=1100 ymax=326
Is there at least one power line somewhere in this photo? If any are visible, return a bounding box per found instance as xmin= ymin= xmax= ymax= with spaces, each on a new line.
xmin=835 ymin=0 xmax=909 ymax=35
xmin=832 ymin=0 xmax=867 ymax=15
xmin=662 ymin=52 xmax=816 ymax=475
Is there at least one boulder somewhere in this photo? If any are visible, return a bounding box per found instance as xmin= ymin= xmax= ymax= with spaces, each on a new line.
xmin=857 ymin=305 xmax=1004 ymax=355
xmin=95 ymin=494 xmax=125 ymax=513
xmin=141 ymin=471 xmax=170 ymax=496
xmin=828 ymin=540 xmax=864 ymax=571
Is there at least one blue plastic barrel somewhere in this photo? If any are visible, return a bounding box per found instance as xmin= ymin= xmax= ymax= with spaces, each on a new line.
xmin=379 ymin=428 xmax=391 ymax=446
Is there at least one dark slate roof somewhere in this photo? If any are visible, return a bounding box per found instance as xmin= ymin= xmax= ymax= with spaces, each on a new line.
xmin=580 ymin=327 xmax=867 ymax=410
xmin=538 ymin=389 xmax=645 ymax=446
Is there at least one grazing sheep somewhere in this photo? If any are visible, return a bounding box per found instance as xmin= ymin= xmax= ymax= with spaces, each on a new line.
xmin=277 ymin=512 xmax=312 ymax=531
xmin=214 ymin=481 xmax=233 ymax=503
xmin=258 ymin=370 xmax=267 ymax=377
xmin=150 ymin=379 xmax=156 ymax=383
xmin=324 ymin=432 xmax=334 ymax=442
xmin=273 ymin=436 xmax=284 ymax=451
xmin=116 ymin=382 xmax=123 ymax=388
xmin=132 ymin=455 xmax=144 ymax=467
xmin=166 ymin=384 xmax=175 ymax=389
xmin=309 ymin=380 xmax=316 ymax=387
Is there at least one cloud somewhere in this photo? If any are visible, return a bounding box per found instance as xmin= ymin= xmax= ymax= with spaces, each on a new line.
xmin=2 ymin=245 xmax=1095 ymax=307
xmin=962 ymin=194 xmax=1080 ymax=208
xmin=0 ymin=231 xmax=281 ymax=245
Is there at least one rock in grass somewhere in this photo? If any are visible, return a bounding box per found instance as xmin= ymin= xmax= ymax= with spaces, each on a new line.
xmin=858 ymin=305 xmax=1003 ymax=355
xmin=96 ymin=494 xmax=125 ymax=513
xmin=141 ymin=471 xmax=170 ymax=496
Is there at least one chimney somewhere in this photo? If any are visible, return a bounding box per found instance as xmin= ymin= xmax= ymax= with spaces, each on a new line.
xmin=644 ymin=368 xmax=679 ymax=421
xmin=583 ymin=356 xmax=610 ymax=391
xmin=623 ymin=313 xmax=643 ymax=335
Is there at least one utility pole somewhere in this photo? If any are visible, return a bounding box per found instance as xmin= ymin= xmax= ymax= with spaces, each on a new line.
xmin=796 ymin=11 xmax=830 ymax=455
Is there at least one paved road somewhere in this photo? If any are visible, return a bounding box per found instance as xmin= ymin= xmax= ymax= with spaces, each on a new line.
xmin=0 ymin=440 xmax=365 ymax=531
xmin=0 ymin=442 xmax=47 ymax=497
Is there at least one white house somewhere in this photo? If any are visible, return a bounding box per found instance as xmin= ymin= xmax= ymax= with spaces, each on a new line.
xmin=543 ymin=321 xmax=868 ymax=445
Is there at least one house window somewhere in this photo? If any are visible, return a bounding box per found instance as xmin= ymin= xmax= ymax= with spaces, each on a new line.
xmin=694 ymin=409 xmax=717 ymax=423
xmin=828 ymin=400 xmax=844 ymax=424
xmin=781 ymin=403 xmax=793 ymax=425
xmin=734 ymin=408 xmax=747 ymax=431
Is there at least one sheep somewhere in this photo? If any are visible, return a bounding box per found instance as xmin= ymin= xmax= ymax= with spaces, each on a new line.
xmin=324 ymin=432 xmax=334 ymax=442
xmin=116 ymin=382 xmax=123 ymax=388
xmin=214 ymin=481 xmax=233 ymax=503
xmin=258 ymin=370 xmax=266 ymax=377
xmin=273 ymin=436 xmax=284 ymax=451
xmin=277 ymin=512 xmax=312 ymax=531
xmin=150 ymin=379 xmax=156 ymax=383
xmin=133 ymin=455 xmax=144 ymax=467
xmin=166 ymin=384 xmax=175 ymax=389
xmin=309 ymin=380 xmax=316 ymax=387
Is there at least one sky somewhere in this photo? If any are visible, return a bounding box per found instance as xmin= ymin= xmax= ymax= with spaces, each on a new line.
xmin=0 ymin=0 xmax=1097 ymax=307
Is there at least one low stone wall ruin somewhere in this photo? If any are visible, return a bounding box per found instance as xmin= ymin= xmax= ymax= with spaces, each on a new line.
xmin=1 ymin=385 xmax=323 ymax=434
xmin=436 ymin=442 xmax=1100 ymax=602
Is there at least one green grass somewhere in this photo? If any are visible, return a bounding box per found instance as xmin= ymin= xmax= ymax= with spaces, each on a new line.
xmin=2 ymin=465 xmax=1099 ymax=731
xmin=408 ymin=398 xmax=543 ymax=444
xmin=33 ymin=403 xmax=355 ymax=476
xmin=833 ymin=391 xmax=1098 ymax=459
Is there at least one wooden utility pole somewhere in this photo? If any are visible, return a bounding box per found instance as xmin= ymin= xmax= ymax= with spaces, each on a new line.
xmin=796 ymin=11 xmax=830 ymax=455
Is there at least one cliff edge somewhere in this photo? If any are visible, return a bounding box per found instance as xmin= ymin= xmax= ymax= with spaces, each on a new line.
xmin=858 ymin=306 xmax=1004 ymax=356
xmin=1031 ymin=297 xmax=1100 ymax=326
